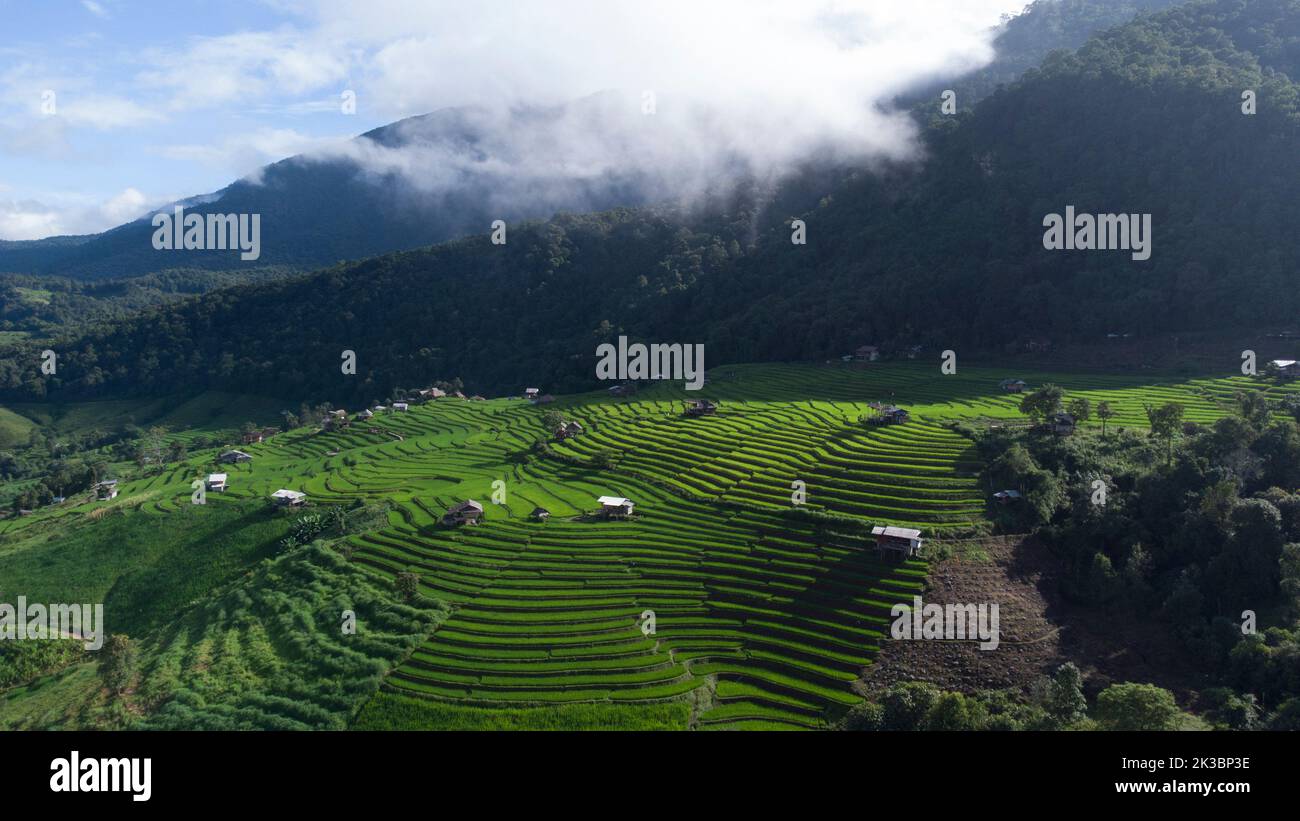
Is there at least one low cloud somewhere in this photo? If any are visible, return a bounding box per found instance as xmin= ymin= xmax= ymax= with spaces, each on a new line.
xmin=280 ymin=1 xmax=1025 ymax=210
xmin=158 ymin=128 xmax=342 ymax=179
xmin=0 ymin=187 xmax=160 ymax=240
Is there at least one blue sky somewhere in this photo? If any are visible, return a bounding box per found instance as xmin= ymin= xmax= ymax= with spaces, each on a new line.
xmin=0 ymin=0 xmax=388 ymax=239
xmin=0 ymin=0 xmax=1023 ymax=240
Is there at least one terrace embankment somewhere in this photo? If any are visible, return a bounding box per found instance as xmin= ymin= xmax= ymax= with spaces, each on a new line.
xmin=856 ymin=537 xmax=1203 ymax=701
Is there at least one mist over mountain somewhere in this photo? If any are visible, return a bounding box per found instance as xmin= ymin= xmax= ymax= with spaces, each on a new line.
xmin=6 ymin=0 xmax=1298 ymax=405
xmin=0 ymin=0 xmax=1030 ymax=280
xmin=0 ymin=94 xmax=751 ymax=279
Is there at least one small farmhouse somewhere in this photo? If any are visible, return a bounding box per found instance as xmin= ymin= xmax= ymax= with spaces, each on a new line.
xmin=684 ymin=399 xmax=718 ymax=417
xmin=855 ymin=345 xmax=881 ymax=362
xmin=524 ymin=388 xmax=541 ymax=400
xmin=867 ymin=403 xmax=910 ymax=425
xmin=872 ymin=525 xmax=923 ymax=560
xmin=219 ymin=450 xmax=253 ymax=464
xmin=206 ymin=473 xmax=228 ymax=492
xmin=443 ymin=500 xmax=484 ymax=526
xmin=608 ymin=383 xmax=636 ymax=398
xmin=597 ymin=495 xmax=635 ymax=518
xmin=1051 ymin=412 xmax=1076 ymax=436
xmin=993 ymin=489 xmax=1022 ymax=504
xmin=556 ymin=421 xmax=584 ymax=440
xmin=271 ymin=489 xmax=307 ymax=507
xmin=1270 ymin=360 xmax=1300 ymax=379
xmin=96 ymin=480 xmax=119 ymax=501
xmin=1000 ymin=378 xmax=1027 ymax=393
xmin=393 ymin=402 xmax=409 ymax=412
xmin=357 ymin=409 xmax=374 ymax=420
xmin=531 ymin=507 xmax=551 ymax=521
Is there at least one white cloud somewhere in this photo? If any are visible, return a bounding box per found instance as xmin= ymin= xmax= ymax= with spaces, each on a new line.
xmin=81 ymin=0 xmax=110 ymax=20
xmin=58 ymin=95 xmax=162 ymax=130
xmin=137 ymin=29 xmax=351 ymax=111
xmin=157 ymin=127 xmax=346 ymax=179
xmin=0 ymin=201 xmax=63 ymax=240
xmin=264 ymin=0 xmax=1027 ymax=208
xmin=0 ymin=187 xmax=163 ymax=240
xmin=6 ymin=1 xmax=1029 ymax=239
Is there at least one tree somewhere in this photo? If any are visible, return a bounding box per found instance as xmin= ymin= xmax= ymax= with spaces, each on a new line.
xmin=141 ymin=425 xmax=169 ymax=467
xmin=1201 ymin=687 xmax=1259 ymax=730
xmin=1235 ymin=390 xmax=1272 ymax=430
xmin=166 ymin=440 xmax=187 ymax=463
xmin=839 ymin=700 xmax=885 ymax=731
xmin=881 ymin=681 xmax=940 ymax=730
xmin=1040 ymin=662 xmax=1088 ymax=727
xmin=1094 ymin=682 xmax=1182 ymax=730
xmin=1067 ymin=397 xmax=1091 ymax=425
xmin=1097 ymin=402 xmax=1118 ymax=439
xmin=541 ymin=410 xmax=564 ymax=432
xmin=923 ymin=691 xmax=987 ymax=731
xmin=1266 ymin=697 xmax=1300 ymax=730
xmin=394 ymin=571 xmax=420 ymax=602
xmin=1278 ymin=393 xmax=1300 ymax=424
xmin=1145 ymin=402 xmax=1184 ymax=465
xmin=1020 ymin=384 xmax=1065 ymax=424
xmin=99 ymin=634 xmax=138 ymax=696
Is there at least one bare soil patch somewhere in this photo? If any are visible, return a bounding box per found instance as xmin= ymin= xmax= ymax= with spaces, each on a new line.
xmin=857 ymin=536 xmax=1206 ymax=702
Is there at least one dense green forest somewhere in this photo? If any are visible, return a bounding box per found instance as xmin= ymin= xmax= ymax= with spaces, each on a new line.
xmin=978 ymin=383 xmax=1300 ymax=727
xmin=0 ymin=268 xmax=298 ymax=342
xmin=4 ymin=0 xmax=1300 ymax=407
xmin=905 ymin=0 xmax=1186 ymax=107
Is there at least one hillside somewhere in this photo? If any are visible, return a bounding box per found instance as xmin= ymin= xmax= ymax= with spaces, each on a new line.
xmin=0 ymin=94 xmax=761 ymax=282
xmin=3 ymin=0 xmax=1299 ymax=406
xmin=905 ymin=0 xmax=1186 ymax=107
xmin=3 ymin=362 xmax=1292 ymax=729
xmin=0 ymin=0 xmax=1191 ymax=347
xmin=0 ymin=1 xmax=1156 ymax=284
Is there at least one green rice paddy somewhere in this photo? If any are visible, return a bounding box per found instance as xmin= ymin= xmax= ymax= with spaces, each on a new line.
xmin=5 ymin=362 xmax=1292 ymax=729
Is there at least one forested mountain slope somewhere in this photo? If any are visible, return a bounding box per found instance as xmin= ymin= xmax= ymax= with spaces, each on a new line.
xmin=4 ymin=0 xmax=1298 ymax=404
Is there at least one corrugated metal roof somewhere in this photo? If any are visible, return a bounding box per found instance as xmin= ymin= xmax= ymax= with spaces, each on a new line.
xmin=872 ymin=525 xmax=922 ymax=540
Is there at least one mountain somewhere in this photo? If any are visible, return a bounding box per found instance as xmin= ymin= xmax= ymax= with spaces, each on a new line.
xmin=7 ymin=0 xmax=1300 ymax=404
xmin=906 ymin=0 xmax=1188 ymax=108
xmin=0 ymin=0 xmax=1180 ymax=286
xmin=0 ymin=93 xmax=727 ymax=281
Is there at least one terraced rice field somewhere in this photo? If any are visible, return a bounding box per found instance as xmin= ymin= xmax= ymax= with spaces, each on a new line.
xmin=11 ymin=362 xmax=1295 ymax=728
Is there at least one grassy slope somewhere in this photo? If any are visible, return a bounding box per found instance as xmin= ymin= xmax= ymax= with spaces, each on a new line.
xmin=0 ymin=502 xmax=290 ymax=635
xmin=2 ymin=391 xmax=285 ymax=437
xmin=0 ymin=405 xmax=36 ymax=448
xmin=2 ymin=362 xmax=1293 ymax=730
